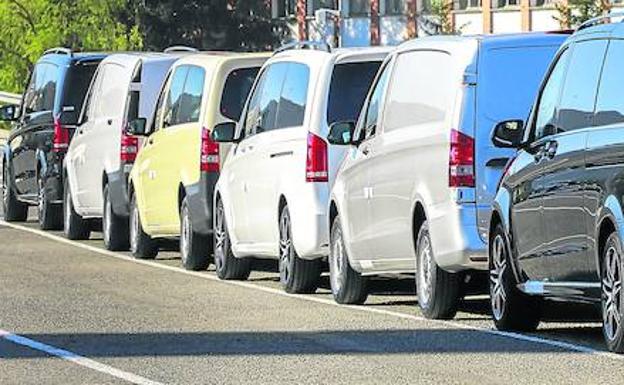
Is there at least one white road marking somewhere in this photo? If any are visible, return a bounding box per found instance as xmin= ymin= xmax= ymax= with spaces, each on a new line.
xmin=2 ymin=219 xmax=623 ymax=362
xmin=0 ymin=329 xmax=164 ymax=385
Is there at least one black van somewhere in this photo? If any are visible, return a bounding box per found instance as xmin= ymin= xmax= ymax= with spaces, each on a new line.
xmin=489 ymin=18 xmax=624 ymax=353
xmin=0 ymin=48 xmax=105 ymax=229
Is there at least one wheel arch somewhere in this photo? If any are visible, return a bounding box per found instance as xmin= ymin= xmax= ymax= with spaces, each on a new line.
xmin=178 ymin=183 xmax=186 ymax=212
xmin=411 ymin=201 xmax=427 ymax=255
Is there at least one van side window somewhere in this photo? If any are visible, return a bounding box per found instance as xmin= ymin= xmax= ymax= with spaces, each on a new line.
xmin=595 ymin=40 xmax=624 ymax=127
xmin=176 ymin=66 xmax=205 ymax=124
xmin=98 ymin=64 xmax=127 ymax=120
xmin=220 ymin=67 xmax=260 ymax=122
xmin=243 ymin=62 xmax=288 ymax=136
xmin=162 ymin=66 xmax=190 ymax=128
xmin=360 ymin=61 xmax=391 ymax=139
xmin=383 ymin=50 xmax=453 ymax=132
xmin=556 ymin=40 xmax=608 ymax=133
xmin=275 ymin=63 xmax=309 ymax=129
xmin=81 ymin=66 xmax=105 ymax=124
xmin=533 ymin=48 xmax=570 ymax=141
xmin=23 ymin=63 xmax=58 ymax=115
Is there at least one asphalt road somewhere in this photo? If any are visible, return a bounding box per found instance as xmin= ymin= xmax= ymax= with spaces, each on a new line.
xmin=1 ymin=208 xmax=624 ymax=384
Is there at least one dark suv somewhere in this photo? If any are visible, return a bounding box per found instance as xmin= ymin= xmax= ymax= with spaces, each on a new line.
xmin=489 ymin=18 xmax=624 ymax=352
xmin=1 ymin=48 xmax=105 ymax=229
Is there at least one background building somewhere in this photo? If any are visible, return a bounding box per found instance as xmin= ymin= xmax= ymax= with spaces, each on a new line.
xmin=271 ymin=0 xmax=623 ymax=46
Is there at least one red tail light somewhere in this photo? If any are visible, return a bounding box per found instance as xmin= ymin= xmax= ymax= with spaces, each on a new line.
xmin=306 ymin=132 xmax=328 ymax=183
xmin=449 ymin=129 xmax=475 ymax=188
xmin=200 ymin=127 xmax=220 ymax=173
xmin=120 ymin=131 xmax=139 ymax=163
xmin=52 ymin=118 xmax=70 ymax=152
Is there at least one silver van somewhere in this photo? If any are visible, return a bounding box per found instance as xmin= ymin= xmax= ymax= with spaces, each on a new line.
xmin=327 ymin=32 xmax=569 ymax=318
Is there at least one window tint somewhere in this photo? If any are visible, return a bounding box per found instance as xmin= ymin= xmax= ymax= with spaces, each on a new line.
xmin=176 ymin=66 xmax=205 ymax=124
xmin=275 ymin=63 xmax=309 ymax=129
xmin=595 ymin=40 xmax=624 ymax=127
xmin=80 ymin=65 xmax=105 ymax=124
xmin=220 ymin=67 xmax=260 ymax=122
xmin=533 ymin=49 xmax=570 ymax=140
xmin=557 ymin=40 xmax=608 ymax=133
xmin=243 ymin=62 xmax=288 ymax=135
xmin=327 ymin=61 xmax=381 ymax=126
xmin=98 ymin=64 xmax=127 ymax=118
xmin=383 ymin=51 xmax=453 ymax=132
xmin=361 ymin=62 xmax=391 ymax=139
xmin=162 ymin=66 xmax=189 ymax=128
xmin=62 ymin=61 xmax=99 ymax=124
xmin=23 ymin=63 xmax=58 ymax=114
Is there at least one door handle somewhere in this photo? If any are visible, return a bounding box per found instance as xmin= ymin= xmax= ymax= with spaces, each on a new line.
xmin=544 ymin=141 xmax=558 ymax=160
xmin=361 ymin=147 xmax=370 ymax=156
xmin=148 ymin=138 xmax=154 ymax=145
xmin=270 ymin=151 xmax=293 ymax=158
xmin=107 ymin=119 xmax=113 ymax=126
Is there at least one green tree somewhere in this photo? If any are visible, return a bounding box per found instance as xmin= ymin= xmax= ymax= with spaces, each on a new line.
xmin=555 ymin=0 xmax=612 ymax=29
xmin=0 ymin=0 xmax=143 ymax=93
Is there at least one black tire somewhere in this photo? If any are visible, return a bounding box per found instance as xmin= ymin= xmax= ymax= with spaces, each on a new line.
xmin=38 ymin=176 xmax=62 ymax=230
xmin=214 ymin=198 xmax=250 ymax=280
xmin=416 ymin=221 xmax=460 ymax=319
xmin=103 ymin=185 xmax=129 ymax=251
xmin=180 ymin=196 xmax=210 ymax=271
xmin=63 ymin=181 xmax=91 ymax=240
xmin=129 ymin=193 xmax=158 ymax=259
xmin=601 ymin=232 xmax=624 ymax=353
xmin=2 ymin=167 xmax=28 ymax=222
xmin=489 ymin=222 xmax=541 ymax=332
xmin=278 ymin=206 xmax=321 ymax=294
xmin=329 ymin=215 xmax=368 ymax=304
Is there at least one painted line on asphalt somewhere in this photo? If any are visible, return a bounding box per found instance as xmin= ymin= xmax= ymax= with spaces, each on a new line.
xmin=0 ymin=329 xmax=164 ymax=385
xmin=2 ymin=219 xmax=624 ymax=362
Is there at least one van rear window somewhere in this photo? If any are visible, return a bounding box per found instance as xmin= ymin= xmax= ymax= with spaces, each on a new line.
xmin=61 ymin=61 xmax=100 ymax=124
xmin=327 ymin=61 xmax=382 ymax=126
xmin=220 ymin=67 xmax=260 ymax=122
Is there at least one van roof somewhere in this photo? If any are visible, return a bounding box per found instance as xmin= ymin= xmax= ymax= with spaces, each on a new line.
xmin=397 ymin=31 xmax=570 ymax=54
xmin=39 ymin=52 xmax=108 ymax=66
xmin=270 ymin=46 xmax=392 ymax=65
xmin=175 ymin=51 xmax=271 ymax=67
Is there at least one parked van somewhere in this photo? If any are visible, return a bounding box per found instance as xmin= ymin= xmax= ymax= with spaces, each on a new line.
xmin=327 ymin=33 xmax=568 ymax=318
xmin=127 ymin=52 xmax=269 ymax=270
xmin=0 ymin=48 xmax=105 ymax=229
xmin=63 ymin=51 xmax=185 ymax=249
xmin=211 ymin=44 xmax=390 ymax=293
xmin=489 ymin=17 xmax=624 ymax=353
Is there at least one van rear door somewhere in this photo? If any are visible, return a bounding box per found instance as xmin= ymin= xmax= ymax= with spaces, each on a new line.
xmin=475 ymin=43 xmax=562 ymax=241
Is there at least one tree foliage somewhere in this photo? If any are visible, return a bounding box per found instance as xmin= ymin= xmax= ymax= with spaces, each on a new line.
xmin=554 ymin=0 xmax=612 ymax=29
xmin=0 ymin=0 xmax=143 ymax=93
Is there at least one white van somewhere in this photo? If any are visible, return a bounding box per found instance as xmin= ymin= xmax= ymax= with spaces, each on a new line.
xmin=328 ymin=33 xmax=568 ymax=317
xmin=63 ymin=52 xmax=185 ymax=249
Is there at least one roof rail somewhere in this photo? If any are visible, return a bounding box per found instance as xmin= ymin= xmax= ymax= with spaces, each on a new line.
xmin=43 ymin=47 xmax=73 ymax=57
xmin=163 ymin=46 xmax=199 ymax=53
xmin=576 ymin=11 xmax=624 ymax=32
xmin=274 ymin=40 xmax=331 ymax=55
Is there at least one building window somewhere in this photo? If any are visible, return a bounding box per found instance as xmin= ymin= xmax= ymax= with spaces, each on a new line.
xmin=276 ymin=0 xmax=298 ymax=17
xmin=492 ymin=0 xmax=518 ymax=8
xmin=312 ymin=0 xmax=337 ymax=11
xmin=530 ymin=0 xmax=554 ymax=6
xmin=384 ymin=0 xmax=405 ymax=15
xmin=349 ymin=0 xmax=370 ymax=16
xmin=455 ymin=0 xmax=481 ymax=10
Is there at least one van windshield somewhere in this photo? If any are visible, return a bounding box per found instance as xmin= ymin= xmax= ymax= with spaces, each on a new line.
xmin=220 ymin=67 xmax=261 ymax=122
xmin=327 ymin=61 xmax=382 ymax=126
xmin=61 ymin=61 xmax=100 ymax=124
xmin=480 ymin=45 xmax=561 ymax=124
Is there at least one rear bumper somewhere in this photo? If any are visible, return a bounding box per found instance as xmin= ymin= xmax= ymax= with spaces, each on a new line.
xmin=107 ymin=168 xmax=131 ymax=217
xmin=428 ymin=202 xmax=488 ymax=272
xmin=289 ymin=184 xmax=329 ymax=260
xmin=185 ymin=172 xmax=218 ymax=236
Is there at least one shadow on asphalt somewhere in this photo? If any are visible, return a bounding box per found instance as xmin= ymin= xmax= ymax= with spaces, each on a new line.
xmin=1 ymin=328 xmax=601 ymax=359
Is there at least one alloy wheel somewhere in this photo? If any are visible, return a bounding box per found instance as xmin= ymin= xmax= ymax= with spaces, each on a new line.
xmin=38 ymin=178 xmax=45 ymax=224
xmin=130 ymin=203 xmax=139 ymax=254
xmin=603 ymin=245 xmax=623 ymax=342
xmin=64 ymin=189 xmax=71 ymax=234
xmin=214 ymin=201 xmax=227 ymax=271
xmin=490 ymin=234 xmax=508 ymax=321
xmin=418 ymin=235 xmax=434 ymax=307
xmin=279 ymin=211 xmax=292 ymax=285
xmin=180 ymin=205 xmax=190 ymax=266
xmin=103 ymin=196 xmax=112 ymax=246
xmin=2 ymin=171 xmax=9 ymax=207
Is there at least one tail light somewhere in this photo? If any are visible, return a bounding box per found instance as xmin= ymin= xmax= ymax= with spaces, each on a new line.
xmin=52 ymin=118 xmax=70 ymax=152
xmin=200 ymin=127 xmax=220 ymax=173
xmin=305 ymin=132 xmax=328 ymax=182
xmin=449 ymin=129 xmax=475 ymax=188
xmin=120 ymin=130 xmax=139 ymax=163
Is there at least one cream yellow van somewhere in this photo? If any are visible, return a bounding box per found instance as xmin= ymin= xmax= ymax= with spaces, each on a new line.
xmin=127 ymin=52 xmax=269 ymax=270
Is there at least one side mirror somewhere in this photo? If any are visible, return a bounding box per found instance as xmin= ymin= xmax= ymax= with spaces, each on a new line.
xmin=0 ymin=104 xmax=18 ymax=122
xmin=126 ymin=118 xmax=148 ymax=136
xmin=327 ymin=121 xmax=356 ymax=146
xmin=211 ymin=122 xmax=239 ymax=143
xmin=492 ymin=120 xmax=524 ymax=148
